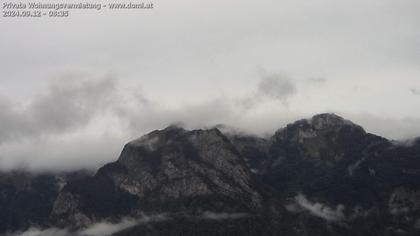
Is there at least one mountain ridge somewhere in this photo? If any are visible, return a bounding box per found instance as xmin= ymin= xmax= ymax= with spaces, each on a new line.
xmin=1 ymin=113 xmax=420 ymax=236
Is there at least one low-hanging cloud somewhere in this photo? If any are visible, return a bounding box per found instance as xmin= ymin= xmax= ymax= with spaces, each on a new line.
xmin=287 ymin=194 xmax=371 ymax=223
xmin=1 ymin=72 xmax=420 ymax=172
xmin=236 ymin=72 xmax=298 ymax=110
xmin=344 ymin=113 xmax=420 ymax=141
xmin=411 ymin=88 xmax=420 ymax=96
xmin=78 ymin=218 xmax=140 ymax=236
xmin=12 ymin=227 xmax=69 ymax=236
xmin=10 ymin=218 xmax=138 ymax=236
xmin=10 ymin=213 xmax=249 ymax=236
xmin=257 ymin=73 xmax=297 ymax=101
xmin=0 ymin=76 xmax=117 ymax=144
xmin=293 ymin=194 xmax=345 ymax=222
xmin=0 ymin=75 xmax=249 ymax=171
xmin=0 ymin=71 xmax=301 ymax=171
xmin=0 ymin=76 xmax=129 ymax=171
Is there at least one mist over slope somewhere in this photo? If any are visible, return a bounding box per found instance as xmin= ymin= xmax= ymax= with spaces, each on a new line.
xmin=1 ymin=113 xmax=420 ymax=235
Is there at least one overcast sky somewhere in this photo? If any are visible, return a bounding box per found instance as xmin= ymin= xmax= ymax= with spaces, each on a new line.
xmin=1 ymin=0 xmax=420 ymax=171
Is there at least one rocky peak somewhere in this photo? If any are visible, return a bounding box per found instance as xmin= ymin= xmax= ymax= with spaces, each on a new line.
xmin=273 ymin=113 xmax=366 ymax=144
xmin=128 ymin=125 xmax=186 ymax=149
xmin=115 ymin=127 xmax=261 ymax=204
xmin=51 ymin=126 xmax=267 ymax=227
xmin=3 ymin=114 xmax=420 ymax=236
xmin=310 ymin=113 xmax=361 ymax=131
xmin=118 ymin=127 xmax=234 ymax=167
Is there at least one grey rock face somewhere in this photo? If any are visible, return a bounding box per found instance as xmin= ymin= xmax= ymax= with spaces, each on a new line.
xmin=51 ymin=126 xmax=268 ymax=227
xmin=223 ymin=114 xmax=420 ymax=235
xmin=3 ymin=114 xmax=420 ymax=236
xmin=115 ymin=127 xmax=264 ymax=210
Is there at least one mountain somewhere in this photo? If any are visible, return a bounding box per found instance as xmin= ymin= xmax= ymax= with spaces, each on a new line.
xmin=0 ymin=170 xmax=92 ymax=233
xmin=50 ymin=126 xmax=280 ymax=230
xmin=1 ymin=113 xmax=420 ymax=235
xmin=229 ymin=114 xmax=420 ymax=235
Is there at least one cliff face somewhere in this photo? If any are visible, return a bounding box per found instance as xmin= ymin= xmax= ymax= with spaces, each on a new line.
xmin=50 ymin=127 xmax=270 ymax=228
xmin=2 ymin=114 xmax=420 ymax=235
xmin=230 ymin=114 xmax=420 ymax=235
xmin=262 ymin=114 xmax=389 ymax=204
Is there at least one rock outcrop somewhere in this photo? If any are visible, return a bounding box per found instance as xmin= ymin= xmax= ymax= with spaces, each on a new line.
xmin=51 ymin=126 xmax=271 ymax=228
xmin=2 ymin=114 xmax=420 ymax=236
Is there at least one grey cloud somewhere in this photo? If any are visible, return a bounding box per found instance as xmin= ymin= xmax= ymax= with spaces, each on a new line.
xmin=257 ymin=73 xmax=297 ymax=102
xmin=1 ymin=73 xmax=420 ymax=172
xmin=0 ymin=134 xmax=125 ymax=172
xmin=29 ymin=76 xmax=116 ymax=130
xmin=288 ymin=194 xmax=371 ymax=223
xmin=0 ymin=71 xmax=297 ymax=171
xmin=13 ymin=227 xmax=69 ymax=236
xmin=343 ymin=113 xmax=420 ymax=140
xmin=116 ymin=97 xmax=238 ymax=136
xmin=294 ymin=194 xmax=345 ymax=222
xmin=0 ymin=76 xmax=242 ymax=171
xmin=235 ymin=96 xmax=258 ymax=111
xmin=79 ymin=218 xmax=140 ymax=236
xmin=11 ymin=213 xmax=248 ymax=236
xmin=0 ymin=0 xmax=419 ymax=173
xmin=11 ymin=217 xmax=146 ymax=236
xmin=0 ymin=76 xmax=128 ymax=171
xmin=236 ymin=72 xmax=298 ymax=111
xmin=410 ymin=88 xmax=420 ymax=96
xmin=2 ymin=0 xmax=419 ymax=97
xmin=0 ymin=76 xmax=117 ymax=144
